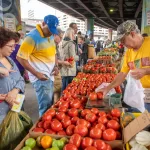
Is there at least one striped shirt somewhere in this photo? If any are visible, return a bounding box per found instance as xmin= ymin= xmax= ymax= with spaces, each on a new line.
xmin=17 ymin=24 xmax=56 ymax=83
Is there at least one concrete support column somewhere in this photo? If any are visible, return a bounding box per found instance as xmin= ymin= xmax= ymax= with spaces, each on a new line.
xmin=0 ymin=0 xmax=22 ymax=31
xmin=108 ymin=28 xmax=112 ymax=41
xmin=85 ymin=17 xmax=94 ymax=39
xmin=141 ymin=0 xmax=150 ymax=35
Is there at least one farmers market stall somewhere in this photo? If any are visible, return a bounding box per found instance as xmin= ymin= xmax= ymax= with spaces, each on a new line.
xmin=14 ymin=46 xmax=150 ymax=150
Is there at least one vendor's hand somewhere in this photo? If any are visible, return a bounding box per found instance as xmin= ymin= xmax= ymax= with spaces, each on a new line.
xmin=51 ymin=67 xmax=59 ymax=76
xmin=0 ymin=68 xmax=16 ymax=77
xmin=5 ymin=89 xmax=19 ymax=106
xmin=0 ymin=94 xmax=7 ymax=100
xmin=95 ymin=87 xmax=110 ymax=97
xmin=131 ymin=68 xmax=147 ymax=80
xmin=36 ymin=72 xmax=49 ymax=81
xmin=63 ymin=61 xmax=72 ymax=67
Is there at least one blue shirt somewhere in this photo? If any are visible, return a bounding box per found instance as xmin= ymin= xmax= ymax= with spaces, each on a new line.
xmin=0 ymin=57 xmax=25 ymax=121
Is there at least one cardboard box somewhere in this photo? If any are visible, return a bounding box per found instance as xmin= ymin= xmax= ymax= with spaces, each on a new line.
xmin=123 ymin=111 xmax=150 ymax=150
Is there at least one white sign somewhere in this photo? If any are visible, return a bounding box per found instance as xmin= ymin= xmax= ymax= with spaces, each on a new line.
xmin=4 ymin=17 xmax=16 ymax=31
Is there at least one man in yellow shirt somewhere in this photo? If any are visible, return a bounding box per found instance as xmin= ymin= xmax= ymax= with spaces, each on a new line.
xmin=96 ymin=20 xmax=150 ymax=111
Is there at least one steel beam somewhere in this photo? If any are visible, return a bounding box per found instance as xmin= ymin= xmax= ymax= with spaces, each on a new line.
xmin=119 ymin=0 xmax=124 ymax=22
xmin=97 ymin=0 xmax=118 ymax=26
xmin=135 ymin=0 xmax=143 ymax=18
xmin=75 ymin=0 xmax=115 ymax=28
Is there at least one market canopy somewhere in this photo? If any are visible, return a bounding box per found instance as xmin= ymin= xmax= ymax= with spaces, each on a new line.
xmin=39 ymin=0 xmax=142 ymax=30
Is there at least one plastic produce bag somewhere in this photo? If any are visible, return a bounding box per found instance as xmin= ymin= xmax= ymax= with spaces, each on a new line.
xmin=95 ymin=82 xmax=116 ymax=96
xmin=0 ymin=111 xmax=33 ymax=150
xmin=123 ymin=71 xmax=145 ymax=112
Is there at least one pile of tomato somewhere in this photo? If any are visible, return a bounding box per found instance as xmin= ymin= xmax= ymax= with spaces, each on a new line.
xmin=62 ymin=73 xmax=122 ymax=99
xmin=33 ymin=108 xmax=121 ymax=143
xmin=83 ymin=64 xmax=117 ymax=74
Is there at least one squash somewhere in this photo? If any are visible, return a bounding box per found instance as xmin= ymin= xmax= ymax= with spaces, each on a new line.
xmin=135 ymin=130 xmax=150 ymax=147
xmin=131 ymin=143 xmax=148 ymax=150
xmin=129 ymin=137 xmax=137 ymax=147
xmin=121 ymin=112 xmax=135 ymax=127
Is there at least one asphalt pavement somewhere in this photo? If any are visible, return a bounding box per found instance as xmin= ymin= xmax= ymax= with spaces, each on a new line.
xmin=24 ymin=83 xmax=39 ymax=123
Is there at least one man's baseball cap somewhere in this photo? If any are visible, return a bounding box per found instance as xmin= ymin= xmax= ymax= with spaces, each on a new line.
xmin=115 ymin=21 xmax=139 ymax=41
xmin=44 ymin=15 xmax=59 ymax=35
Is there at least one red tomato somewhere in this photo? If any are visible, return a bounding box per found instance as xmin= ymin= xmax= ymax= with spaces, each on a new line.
xmin=72 ymin=93 xmax=78 ymax=99
xmin=87 ymin=121 xmax=91 ymax=128
xmin=56 ymin=112 xmax=66 ymax=121
xmin=107 ymin=120 xmax=120 ymax=131
xmin=97 ymin=92 xmax=103 ymax=99
xmin=45 ymin=129 xmax=56 ymax=134
xmin=116 ymin=131 xmax=122 ymax=140
xmin=76 ymin=119 xmax=88 ymax=127
xmin=112 ymin=117 xmax=119 ymax=122
xmin=105 ymin=144 xmax=112 ymax=150
xmin=71 ymin=116 xmax=79 ymax=124
xmin=63 ymin=92 xmax=72 ymax=100
xmin=63 ymin=144 xmax=78 ymax=150
xmin=111 ymin=108 xmax=121 ymax=118
xmin=95 ymin=123 xmax=106 ymax=131
xmin=37 ymin=121 xmax=44 ymax=128
xmin=85 ymin=113 xmax=97 ymax=123
xmin=80 ymin=96 xmax=87 ymax=104
xmin=81 ymin=109 xmax=91 ymax=117
xmin=70 ymin=100 xmax=81 ymax=109
xmin=57 ymin=130 xmax=66 ymax=135
xmin=98 ymin=111 xmax=106 ymax=117
xmin=66 ymin=125 xmax=75 ymax=136
xmin=89 ymin=128 xmax=102 ymax=139
xmin=106 ymin=113 xmax=113 ymax=120
xmin=62 ymin=118 xmax=71 ymax=128
xmin=81 ymin=137 xmax=93 ymax=149
xmin=98 ymin=116 xmax=108 ymax=124
xmin=93 ymin=140 xmax=106 ymax=150
xmin=89 ymin=92 xmax=97 ymax=101
xmin=103 ymin=129 xmax=116 ymax=141
xmin=33 ymin=127 xmax=44 ymax=133
xmin=74 ymin=125 xmax=88 ymax=137
xmin=69 ymin=134 xmax=82 ymax=148
xmin=91 ymin=108 xmax=99 ymax=115
xmin=42 ymin=113 xmax=52 ymax=122
xmin=58 ymin=106 xmax=68 ymax=112
xmin=59 ymin=101 xmax=69 ymax=108
xmin=68 ymin=108 xmax=78 ymax=117
xmin=84 ymin=146 xmax=97 ymax=150
xmin=46 ymin=109 xmax=56 ymax=117
xmin=43 ymin=121 xmax=51 ymax=129
xmin=51 ymin=119 xmax=62 ymax=132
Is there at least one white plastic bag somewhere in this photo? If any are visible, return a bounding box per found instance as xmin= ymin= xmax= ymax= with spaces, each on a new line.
xmin=123 ymin=71 xmax=145 ymax=112
xmin=95 ymin=83 xmax=116 ymax=96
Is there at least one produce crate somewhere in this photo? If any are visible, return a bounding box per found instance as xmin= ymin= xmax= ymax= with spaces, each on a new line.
xmin=124 ymin=113 xmax=141 ymax=150
xmin=109 ymin=94 xmax=122 ymax=108
xmin=15 ymin=133 xmax=124 ymax=150
xmin=15 ymin=133 xmax=69 ymax=150
xmin=86 ymin=98 xmax=110 ymax=108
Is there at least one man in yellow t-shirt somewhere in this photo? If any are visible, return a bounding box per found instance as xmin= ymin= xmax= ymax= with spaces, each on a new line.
xmin=96 ymin=20 xmax=150 ymax=112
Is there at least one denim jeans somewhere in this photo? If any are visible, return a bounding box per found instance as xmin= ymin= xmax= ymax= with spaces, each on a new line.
xmin=32 ymin=79 xmax=54 ymax=117
xmin=62 ymin=76 xmax=74 ymax=92
xmin=126 ymin=103 xmax=150 ymax=113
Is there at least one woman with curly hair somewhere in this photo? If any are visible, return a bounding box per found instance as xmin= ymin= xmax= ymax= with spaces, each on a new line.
xmin=0 ymin=27 xmax=25 ymax=123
